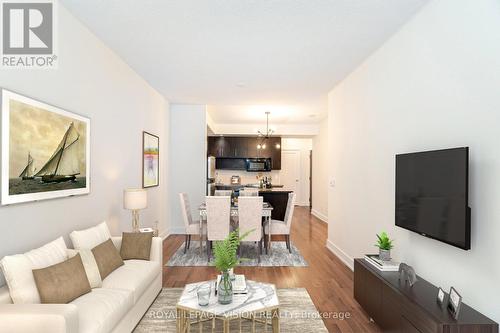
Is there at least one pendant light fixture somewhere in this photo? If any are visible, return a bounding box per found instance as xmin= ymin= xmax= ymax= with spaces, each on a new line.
xmin=257 ymin=111 xmax=280 ymax=150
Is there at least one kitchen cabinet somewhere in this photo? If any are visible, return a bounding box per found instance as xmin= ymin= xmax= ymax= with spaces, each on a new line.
xmin=207 ymin=136 xmax=281 ymax=170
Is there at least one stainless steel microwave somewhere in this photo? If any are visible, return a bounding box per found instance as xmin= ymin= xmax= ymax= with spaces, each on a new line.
xmin=246 ymin=158 xmax=272 ymax=172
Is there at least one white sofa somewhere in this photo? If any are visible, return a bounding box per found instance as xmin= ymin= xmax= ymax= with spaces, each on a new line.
xmin=0 ymin=236 xmax=163 ymax=333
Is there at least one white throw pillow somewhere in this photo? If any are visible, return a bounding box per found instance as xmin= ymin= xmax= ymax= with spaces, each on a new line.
xmin=67 ymin=249 xmax=102 ymax=288
xmin=0 ymin=237 xmax=68 ymax=304
xmin=70 ymin=221 xmax=111 ymax=250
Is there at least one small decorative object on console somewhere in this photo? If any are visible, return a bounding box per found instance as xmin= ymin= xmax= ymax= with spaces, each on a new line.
xmin=364 ymin=254 xmax=399 ymax=271
xmin=447 ymin=287 xmax=462 ymax=319
xmin=398 ymin=263 xmax=418 ymax=287
xmin=437 ymin=287 xmax=446 ymax=305
xmin=375 ymin=231 xmax=394 ymax=261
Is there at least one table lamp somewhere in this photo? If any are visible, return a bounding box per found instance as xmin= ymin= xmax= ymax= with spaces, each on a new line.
xmin=123 ymin=188 xmax=147 ymax=232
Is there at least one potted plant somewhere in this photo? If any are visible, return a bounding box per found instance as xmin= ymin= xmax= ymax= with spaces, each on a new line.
xmin=213 ymin=229 xmax=252 ymax=304
xmin=375 ymin=231 xmax=394 ymax=261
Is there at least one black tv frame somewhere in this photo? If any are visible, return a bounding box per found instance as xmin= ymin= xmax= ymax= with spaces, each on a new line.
xmin=395 ymin=147 xmax=471 ymax=250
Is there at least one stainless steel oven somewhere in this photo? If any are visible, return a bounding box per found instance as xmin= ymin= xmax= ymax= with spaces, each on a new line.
xmin=246 ymin=158 xmax=272 ymax=172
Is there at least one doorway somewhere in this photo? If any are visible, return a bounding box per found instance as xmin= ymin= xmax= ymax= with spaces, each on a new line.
xmin=281 ymin=150 xmax=300 ymax=198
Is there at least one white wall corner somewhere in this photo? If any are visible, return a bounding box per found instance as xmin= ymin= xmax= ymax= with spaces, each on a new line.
xmin=326 ymin=239 xmax=354 ymax=271
xmin=311 ymin=209 xmax=328 ymax=223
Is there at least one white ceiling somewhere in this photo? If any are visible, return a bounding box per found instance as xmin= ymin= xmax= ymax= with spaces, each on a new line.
xmin=61 ymin=0 xmax=428 ymax=123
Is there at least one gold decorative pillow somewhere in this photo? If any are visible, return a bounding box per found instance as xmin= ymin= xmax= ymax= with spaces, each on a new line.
xmin=120 ymin=232 xmax=153 ymax=260
xmin=91 ymin=239 xmax=124 ymax=279
xmin=32 ymin=254 xmax=91 ymax=304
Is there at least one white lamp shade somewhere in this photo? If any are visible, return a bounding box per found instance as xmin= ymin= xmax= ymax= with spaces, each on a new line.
xmin=123 ymin=189 xmax=147 ymax=210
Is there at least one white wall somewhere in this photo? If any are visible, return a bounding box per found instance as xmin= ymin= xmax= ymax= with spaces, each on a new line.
xmin=169 ymin=104 xmax=207 ymax=234
xmin=312 ymin=118 xmax=328 ymax=222
xmin=0 ymin=5 xmax=169 ymax=285
xmin=327 ymin=0 xmax=500 ymax=321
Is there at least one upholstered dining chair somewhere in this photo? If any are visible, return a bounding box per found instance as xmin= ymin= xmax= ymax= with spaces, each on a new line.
xmin=238 ymin=196 xmax=264 ymax=262
xmin=179 ymin=193 xmax=205 ymax=253
xmin=215 ymin=190 xmax=232 ymax=196
xmin=264 ymin=192 xmax=296 ymax=253
xmin=206 ymin=196 xmax=231 ymax=260
xmin=239 ymin=188 xmax=259 ymax=196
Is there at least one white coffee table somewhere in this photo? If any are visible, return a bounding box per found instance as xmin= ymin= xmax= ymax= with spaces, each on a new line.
xmin=176 ymin=280 xmax=280 ymax=333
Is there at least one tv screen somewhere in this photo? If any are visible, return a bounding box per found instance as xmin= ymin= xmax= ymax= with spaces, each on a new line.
xmin=395 ymin=147 xmax=470 ymax=250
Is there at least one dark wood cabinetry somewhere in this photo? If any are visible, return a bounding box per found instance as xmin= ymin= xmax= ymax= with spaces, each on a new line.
xmin=354 ymin=259 xmax=498 ymax=333
xmin=207 ymin=136 xmax=281 ymax=170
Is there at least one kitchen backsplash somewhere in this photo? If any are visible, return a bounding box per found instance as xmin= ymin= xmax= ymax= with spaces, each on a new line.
xmin=215 ymin=169 xmax=281 ymax=185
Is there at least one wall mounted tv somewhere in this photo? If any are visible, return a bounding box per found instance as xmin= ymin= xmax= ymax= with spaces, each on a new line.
xmin=395 ymin=147 xmax=470 ymax=250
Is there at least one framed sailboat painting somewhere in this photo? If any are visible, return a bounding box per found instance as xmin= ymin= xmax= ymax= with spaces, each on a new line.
xmin=1 ymin=89 xmax=90 ymax=205
xmin=142 ymin=131 xmax=159 ymax=188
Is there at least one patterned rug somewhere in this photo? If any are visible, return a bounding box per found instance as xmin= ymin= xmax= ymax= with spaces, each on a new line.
xmin=134 ymin=288 xmax=328 ymax=332
xmin=166 ymin=241 xmax=308 ymax=267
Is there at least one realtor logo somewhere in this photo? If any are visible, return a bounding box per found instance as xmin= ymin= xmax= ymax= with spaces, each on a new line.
xmin=1 ymin=0 xmax=57 ymax=68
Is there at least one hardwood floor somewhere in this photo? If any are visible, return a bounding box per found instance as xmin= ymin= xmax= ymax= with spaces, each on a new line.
xmin=162 ymin=206 xmax=380 ymax=333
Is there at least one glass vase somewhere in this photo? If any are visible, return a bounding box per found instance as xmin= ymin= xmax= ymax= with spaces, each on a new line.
xmin=218 ymin=271 xmax=233 ymax=304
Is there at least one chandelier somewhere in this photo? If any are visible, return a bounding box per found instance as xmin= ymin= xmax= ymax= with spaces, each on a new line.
xmin=257 ymin=111 xmax=280 ymax=150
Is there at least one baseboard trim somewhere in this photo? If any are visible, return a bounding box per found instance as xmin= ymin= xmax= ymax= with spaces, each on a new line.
xmin=326 ymin=239 xmax=354 ymax=271
xmin=311 ymin=209 xmax=328 ymax=223
xmin=168 ymin=227 xmax=187 ymax=235
xmin=159 ymin=230 xmax=170 ymax=240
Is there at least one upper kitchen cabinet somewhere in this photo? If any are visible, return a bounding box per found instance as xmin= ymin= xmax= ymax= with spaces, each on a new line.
xmin=207 ymin=136 xmax=231 ymax=157
xmin=207 ymin=136 xmax=281 ymax=170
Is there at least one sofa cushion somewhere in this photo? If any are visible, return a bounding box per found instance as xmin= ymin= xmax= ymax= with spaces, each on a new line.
xmin=70 ymin=222 xmax=111 ymax=250
xmin=92 ymin=239 xmax=124 ymax=280
xmin=33 ymin=253 xmax=91 ymax=304
xmin=67 ymin=249 xmax=102 ymax=288
xmin=70 ymin=288 xmax=133 ymax=333
xmin=120 ymin=232 xmax=153 ymax=260
xmin=0 ymin=237 xmax=68 ymax=304
xmin=101 ymin=259 xmax=159 ymax=303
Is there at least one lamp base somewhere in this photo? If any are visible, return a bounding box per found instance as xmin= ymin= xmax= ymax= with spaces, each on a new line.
xmin=132 ymin=210 xmax=140 ymax=232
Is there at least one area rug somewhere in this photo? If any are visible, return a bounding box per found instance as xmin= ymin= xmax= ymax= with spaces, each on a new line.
xmin=134 ymin=288 xmax=328 ymax=332
xmin=166 ymin=241 xmax=308 ymax=267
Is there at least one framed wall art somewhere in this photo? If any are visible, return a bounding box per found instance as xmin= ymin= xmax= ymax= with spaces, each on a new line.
xmin=1 ymin=89 xmax=90 ymax=205
xmin=142 ymin=131 xmax=159 ymax=188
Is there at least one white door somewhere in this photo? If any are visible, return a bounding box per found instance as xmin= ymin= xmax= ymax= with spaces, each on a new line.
xmin=281 ymin=150 xmax=300 ymax=197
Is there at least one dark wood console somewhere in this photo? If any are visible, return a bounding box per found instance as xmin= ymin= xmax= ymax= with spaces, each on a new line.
xmin=354 ymin=258 xmax=498 ymax=333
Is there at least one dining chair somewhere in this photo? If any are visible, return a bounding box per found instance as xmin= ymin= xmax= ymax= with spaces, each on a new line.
xmin=206 ymin=196 xmax=231 ymax=260
xmin=215 ymin=190 xmax=232 ymax=196
xmin=179 ymin=193 xmax=205 ymax=254
xmin=264 ymin=192 xmax=296 ymax=253
xmin=238 ymin=196 xmax=264 ymax=262
xmin=239 ymin=188 xmax=259 ymax=197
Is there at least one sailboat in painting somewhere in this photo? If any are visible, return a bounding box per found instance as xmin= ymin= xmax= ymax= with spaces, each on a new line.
xmin=19 ymin=152 xmax=36 ymax=180
xmin=35 ymin=122 xmax=81 ymax=183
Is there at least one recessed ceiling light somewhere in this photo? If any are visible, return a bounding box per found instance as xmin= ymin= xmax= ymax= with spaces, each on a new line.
xmin=236 ymin=82 xmax=245 ymax=88
xmin=308 ymin=113 xmax=318 ymax=118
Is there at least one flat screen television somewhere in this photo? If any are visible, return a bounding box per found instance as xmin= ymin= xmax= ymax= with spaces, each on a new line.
xmin=395 ymin=147 xmax=470 ymax=250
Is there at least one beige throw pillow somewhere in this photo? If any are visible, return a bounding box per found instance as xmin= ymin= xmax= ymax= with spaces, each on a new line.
xmin=32 ymin=254 xmax=91 ymax=304
xmin=91 ymin=239 xmax=124 ymax=279
xmin=67 ymin=249 xmax=102 ymax=288
xmin=0 ymin=237 xmax=68 ymax=304
xmin=120 ymin=232 xmax=153 ymax=260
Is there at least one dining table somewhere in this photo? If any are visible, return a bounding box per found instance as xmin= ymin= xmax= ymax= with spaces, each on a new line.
xmin=198 ymin=202 xmax=274 ymax=255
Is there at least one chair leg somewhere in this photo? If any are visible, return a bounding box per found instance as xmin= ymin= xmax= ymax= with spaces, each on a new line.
xmin=207 ymin=240 xmax=211 ymax=260
xmin=187 ymin=235 xmax=191 ymax=249
xmin=258 ymin=240 xmax=262 ymax=263
xmin=286 ymin=235 xmax=291 ymax=253
xmin=184 ymin=235 xmax=189 ymax=254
